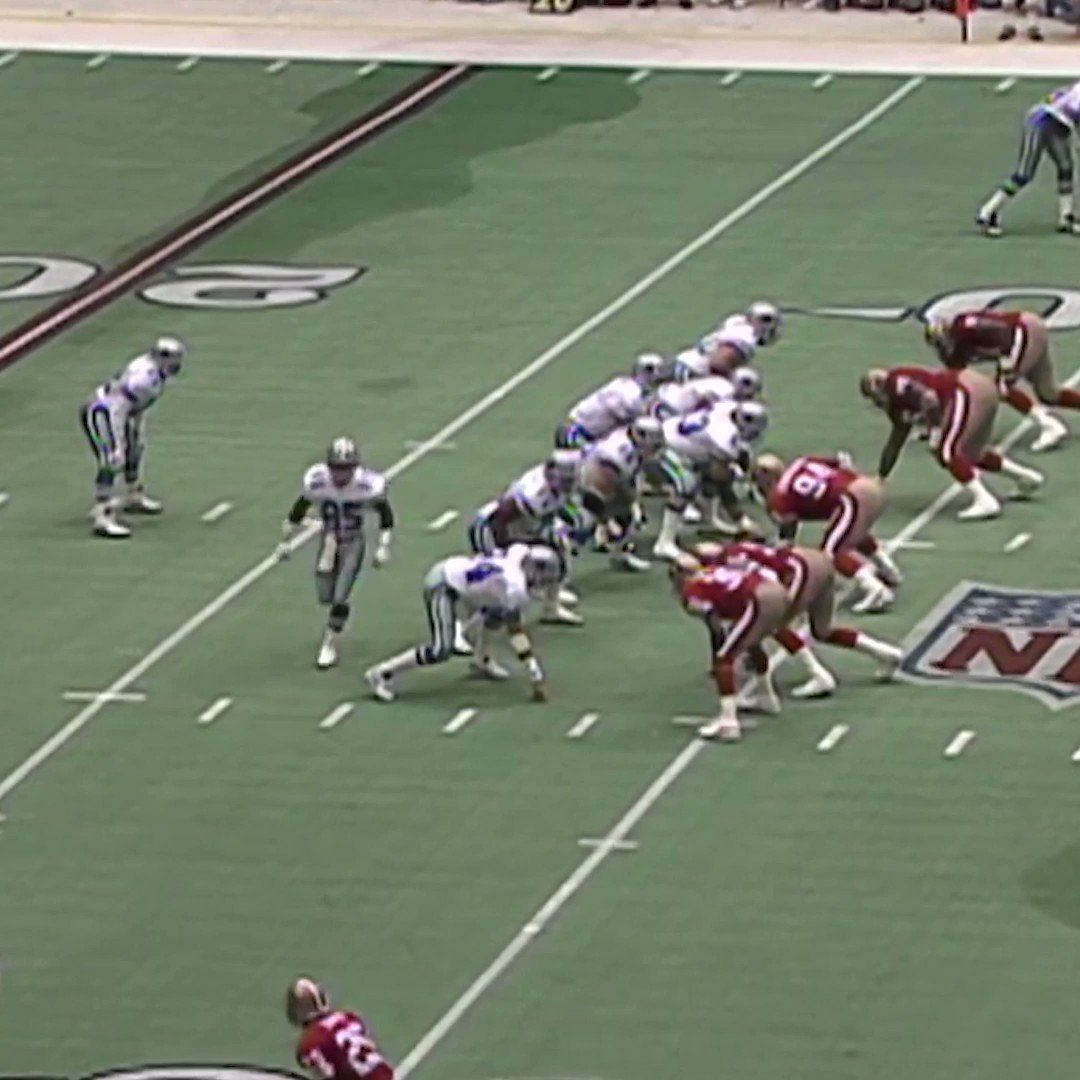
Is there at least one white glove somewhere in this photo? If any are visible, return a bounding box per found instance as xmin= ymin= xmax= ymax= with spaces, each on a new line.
xmin=373 ymin=529 xmax=392 ymax=568
xmin=276 ymin=519 xmax=298 ymax=561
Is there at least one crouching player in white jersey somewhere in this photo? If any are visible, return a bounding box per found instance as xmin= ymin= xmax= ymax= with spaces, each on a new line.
xmin=578 ymin=416 xmax=665 ymax=572
xmin=468 ymin=449 xmax=583 ymax=625
xmin=674 ymin=301 xmax=781 ymax=381
xmin=652 ymin=401 xmax=769 ymax=562
xmin=554 ymin=352 xmax=670 ymax=449
xmin=364 ymin=544 xmax=563 ymax=703
xmin=78 ymin=336 xmax=185 ymax=538
xmin=277 ymin=437 xmax=394 ymax=669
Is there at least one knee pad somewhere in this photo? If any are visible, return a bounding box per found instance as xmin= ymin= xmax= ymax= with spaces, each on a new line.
xmin=328 ymin=602 xmax=350 ymax=631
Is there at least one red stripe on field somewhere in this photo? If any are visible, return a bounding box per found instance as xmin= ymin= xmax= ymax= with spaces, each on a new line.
xmin=0 ymin=62 xmax=475 ymax=372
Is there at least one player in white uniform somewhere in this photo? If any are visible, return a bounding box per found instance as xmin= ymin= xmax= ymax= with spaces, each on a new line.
xmin=674 ymin=301 xmax=782 ymax=381
xmin=652 ymin=401 xmax=769 ymax=561
xmin=79 ymin=336 xmax=185 ymax=538
xmin=364 ymin=544 xmax=563 ymax=703
xmin=649 ymin=369 xmax=762 ymax=422
xmin=554 ymin=352 xmax=670 ymax=448
xmin=468 ymin=449 xmax=582 ymax=625
xmin=277 ymin=437 xmax=394 ymax=669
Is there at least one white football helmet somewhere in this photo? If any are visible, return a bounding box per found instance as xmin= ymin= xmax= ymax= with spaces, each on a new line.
xmin=731 ymin=366 xmax=763 ymax=401
xmin=745 ymin=301 xmax=782 ymax=347
xmin=633 ymin=351 xmax=671 ymax=389
xmin=285 ymin=977 xmax=331 ymax=1027
xmin=732 ymin=401 xmax=769 ymax=442
xmin=151 ymin=335 xmax=186 ymax=374
xmin=544 ymin=448 xmax=581 ymax=490
xmin=629 ymin=415 xmax=664 ymax=454
xmin=522 ymin=545 xmax=564 ymax=589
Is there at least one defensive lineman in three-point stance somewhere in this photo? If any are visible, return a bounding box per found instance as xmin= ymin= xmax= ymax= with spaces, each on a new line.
xmin=79 ymin=336 xmax=185 ymax=538
xmin=278 ymin=437 xmax=394 ymax=670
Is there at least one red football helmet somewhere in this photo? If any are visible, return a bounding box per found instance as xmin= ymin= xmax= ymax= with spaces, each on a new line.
xmin=286 ymin=977 xmax=331 ymax=1026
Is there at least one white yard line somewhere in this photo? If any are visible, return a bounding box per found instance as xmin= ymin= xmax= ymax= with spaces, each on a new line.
xmin=176 ymin=55 xmax=199 ymax=72
xmin=944 ymin=729 xmax=976 ymax=759
xmin=356 ymin=61 xmax=381 ymax=78
xmin=994 ymin=76 xmax=1017 ymax=93
xmin=200 ymin=500 xmax=234 ymax=524
xmin=318 ymin=702 xmax=355 ymax=731
xmin=577 ymin=837 xmax=639 ymax=852
xmin=404 ymin=438 xmax=455 ymax=453
xmin=895 ymin=539 xmax=935 ymax=551
xmin=816 ymin=724 xmax=849 ymax=753
xmin=0 ymin=492 xmax=8 ymax=509
xmin=567 ymin=712 xmax=600 ymax=739
xmin=0 ymin=76 xmax=922 ymax=811
xmin=442 ymin=708 xmax=478 ymax=736
xmin=812 ymin=73 xmax=834 ymax=90
xmin=719 ymin=70 xmax=742 ymax=87
xmin=197 ymin=696 xmax=233 ymax=725
xmin=85 ymin=52 xmax=110 ymax=69
xmin=627 ymin=68 xmax=651 ymax=85
xmin=396 ymin=737 xmax=704 ymax=1078
xmin=536 ymin=65 xmax=560 ymax=82
xmin=1071 ymin=745 xmax=1080 ymax=764
xmin=0 ymin=51 xmax=19 ymax=69
xmin=1004 ymin=531 xmax=1031 ymax=553
xmin=426 ymin=509 xmax=459 ymax=532
xmin=62 ymin=690 xmax=146 ymax=703
xmin=265 ymin=58 xmax=290 ymax=74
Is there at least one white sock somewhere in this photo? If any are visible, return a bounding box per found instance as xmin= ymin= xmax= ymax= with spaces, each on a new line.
xmin=981 ymin=189 xmax=1008 ymax=218
xmin=321 ymin=627 xmax=338 ymax=647
xmin=964 ymin=476 xmax=998 ymax=504
xmin=657 ymin=507 xmax=682 ymax=549
xmin=381 ymin=648 xmax=421 ymax=675
xmin=1059 ymin=193 xmax=1074 ymax=222
xmin=854 ymin=564 xmax=882 ymax=591
xmin=998 ymin=456 xmax=1039 ymax=482
xmin=871 ymin=548 xmax=901 ymax=582
xmin=795 ymin=646 xmax=832 ymax=681
xmin=854 ymin=632 xmax=898 ymax=663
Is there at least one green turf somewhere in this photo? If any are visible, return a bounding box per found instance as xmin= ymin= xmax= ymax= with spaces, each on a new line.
xmin=1 ymin=59 xmax=1079 ymax=1080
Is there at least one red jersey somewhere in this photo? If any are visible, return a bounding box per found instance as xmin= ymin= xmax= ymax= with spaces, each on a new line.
xmin=680 ymin=563 xmax=765 ymax=620
xmin=767 ymin=456 xmax=856 ymax=522
xmin=937 ymin=310 xmax=1024 ymax=369
xmin=883 ymin=366 xmax=956 ymax=423
xmin=296 ymin=1010 xmax=394 ymax=1080
xmin=707 ymin=540 xmax=800 ymax=591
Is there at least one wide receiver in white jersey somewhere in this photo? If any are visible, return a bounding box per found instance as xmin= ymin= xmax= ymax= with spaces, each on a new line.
xmin=78 ymin=336 xmax=185 ymax=538
xmin=554 ymin=352 xmax=670 ymax=448
xmin=364 ymin=544 xmax=563 ymax=703
xmin=652 ymin=401 xmax=769 ymax=561
xmin=277 ymin=437 xmax=395 ymax=669
xmin=468 ymin=449 xmax=582 ymax=625
xmin=675 ymin=301 xmax=782 ymax=381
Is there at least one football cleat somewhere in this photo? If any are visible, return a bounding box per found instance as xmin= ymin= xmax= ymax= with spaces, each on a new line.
xmin=364 ymin=667 xmax=396 ymax=703
xmin=94 ymin=517 xmax=132 ymax=539
xmin=791 ymin=672 xmax=838 ymax=700
xmin=470 ymin=655 xmax=510 ymax=681
xmin=558 ymin=586 xmax=579 ymax=606
xmin=124 ymin=489 xmax=163 ymax=514
xmin=851 ymin=580 xmax=895 ymax=615
xmin=873 ymin=645 xmax=903 ymax=682
xmin=1009 ymin=466 xmax=1044 ymax=499
xmin=1031 ymin=413 xmax=1068 ymax=452
xmin=698 ymin=715 xmax=742 ymax=741
xmin=611 ymin=550 xmax=651 ymax=573
xmin=316 ymin=632 xmax=338 ymax=670
xmin=976 ymin=214 xmax=1002 ymax=238
xmin=682 ymin=503 xmax=703 ymax=525
xmin=541 ymin=604 xmax=584 ymax=627
xmin=957 ymin=484 xmax=1002 ymax=521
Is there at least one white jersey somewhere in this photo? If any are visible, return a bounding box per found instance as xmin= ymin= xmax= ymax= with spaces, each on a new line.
xmin=301 ymin=463 xmax=388 ymax=539
xmin=1041 ymin=81 xmax=1080 ymax=130
xmin=652 ymin=375 xmax=737 ymax=418
xmin=441 ymin=545 xmax=531 ymax=613
xmin=661 ymin=406 xmax=744 ymax=467
xmin=587 ymin=428 xmax=645 ymax=483
xmin=91 ymin=355 xmax=167 ymax=422
xmin=508 ymin=464 xmax=568 ymax=521
xmin=567 ymin=376 xmax=644 ymax=439
xmin=699 ymin=314 xmax=758 ymax=365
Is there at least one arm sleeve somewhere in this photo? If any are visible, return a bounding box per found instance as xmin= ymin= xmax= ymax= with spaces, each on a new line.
xmin=287 ymin=496 xmax=311 ymax=524
xmin=878 ymin=421 xmax=911 ymax=479
xmin=374 ymin=497 xmax=395 ymax=530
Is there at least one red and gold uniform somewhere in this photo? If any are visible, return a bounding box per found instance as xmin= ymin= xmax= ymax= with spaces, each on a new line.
xmin=296 ymin=1010 xmax=394 ymax=1080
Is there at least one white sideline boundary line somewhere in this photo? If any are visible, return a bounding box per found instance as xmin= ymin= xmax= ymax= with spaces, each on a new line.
xmin=0 ymin=76 xmax=922 ymax=806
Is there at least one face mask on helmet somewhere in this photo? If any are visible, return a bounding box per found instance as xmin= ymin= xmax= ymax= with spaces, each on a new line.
xmin=630 ymin=417 xmax=663 ymax=452
xmin=734 ymin=403 xmax=768 ymax=442
xmin=746 ymin=302 xmax=781 ymax=346
xmin=152 ymin=336 xmax=186 ymax=375
xmin=327 ymin=438 xmax=359 ymax=487
xmin=732 ymin=368 xmax=762 ymax=401
xmin=633 ymin=352 xmax=670 ymax=388
xmin=524 ymin=547 xmax=563 ymax=588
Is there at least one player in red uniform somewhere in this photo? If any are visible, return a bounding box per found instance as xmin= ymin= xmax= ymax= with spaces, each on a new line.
xmin=674 ymin=556 xmax=789 ymax=742
xmin=925 ymin=309 xmax=1076 ymax=452
xmin=752 ymin=453 xmax=899 ymax=614
xmin=860 ymin=365 xmax=1044 ymax=520
xmin=287 ymin=978 xmax=394 ymax=1080
xmin=699 ymin=540 xmax=903 ymax=699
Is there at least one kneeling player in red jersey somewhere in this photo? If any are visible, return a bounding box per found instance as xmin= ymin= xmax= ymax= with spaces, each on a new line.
xmin=673 ymin=556 xmax=789 ymax=742
xmin=861 ymin=365 xmax=1044 ymax=520
xmin=925 ymin=308 xmax=1075 ymax=452
xmin=698 ymin=540 xmax=903 ymax=699
xmin=752 ymin=453 xmax=900 ymax=614
xmin=287 ymin=977 xmax=394 ymax=1080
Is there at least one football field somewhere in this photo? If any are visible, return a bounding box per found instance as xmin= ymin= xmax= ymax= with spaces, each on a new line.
xmin=2 ymin=54 xmax=1080 ymax=1080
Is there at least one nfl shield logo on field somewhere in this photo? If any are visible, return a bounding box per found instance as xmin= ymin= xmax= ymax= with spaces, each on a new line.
xmin=901 ymin=582 xmax=1080 ymax=710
